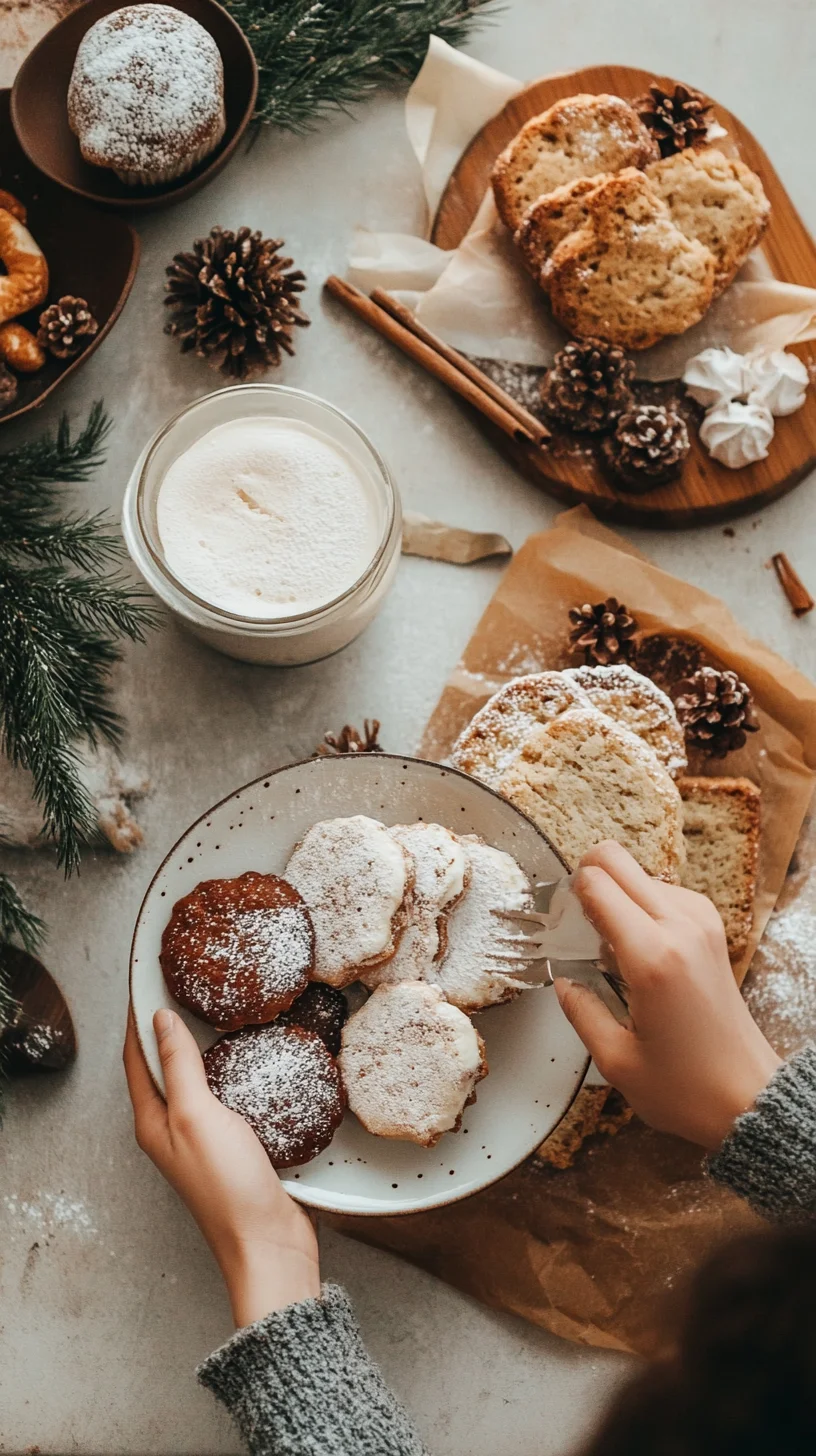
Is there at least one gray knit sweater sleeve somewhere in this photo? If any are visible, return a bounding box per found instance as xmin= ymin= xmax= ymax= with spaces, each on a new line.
xmin=197 ymin=1283 xmax=430 ymax=1456
xmin=708 ymin=1043 xmax=816 ymax=1223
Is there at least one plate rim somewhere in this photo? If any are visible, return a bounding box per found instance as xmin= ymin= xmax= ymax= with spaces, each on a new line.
xmin=129 ymin=751 xmax=590 ymax=1217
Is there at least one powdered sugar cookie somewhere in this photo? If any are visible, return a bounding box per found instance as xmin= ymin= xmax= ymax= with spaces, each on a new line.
xmin=450 ymin=672 xmax=592 ymax=787
xmin=339 ymin=981 xmax=486 ymax=1147
xmin=564 ymin=663 xmax=687 ymax=778
xmin=285 ymin=816 xmax=413 ymax=988
xmin=361 ymin=823 xmax=469 ymax=989
xmin=429 ymin=837 xmax=535 ymax=1012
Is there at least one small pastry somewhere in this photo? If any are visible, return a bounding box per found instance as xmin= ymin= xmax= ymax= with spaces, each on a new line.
xmin=277 ymin=982 xmax=348 ymax=1057
xmin=0 ymin=208 xmax=49 ymax=326
xmin=744 ymin=348 xmax=809 ymax=417
xmin=428 ymin=838 xmax=534 ymax=1012
xmin=0 ymin=190 xmax=27 ymax=224
xmin=682 ymin=345 xmax=747 ymax=407
xmin=67 ymin=5 xmax=226 ymax=188
xmin=204 ymin=1024 xmax=345 ymax=1168
xmin=361 ymin=823 xmax=469 ymax=989
xmin=699 ymin=398 xmax=774 ymax=468
xmin=339 ymin=981 xmax=486 ymax=1147
xmin=285 ymin=816 xmax=413 ymax=988
xmin=160 ymin=871 xmax=313 ymax=1030
xmin=0 ymin=322 xmax=46 ymax=373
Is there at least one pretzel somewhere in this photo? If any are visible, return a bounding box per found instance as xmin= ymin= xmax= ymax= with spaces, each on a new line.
xmin=0 ymin=208 xmax=48 ymax=325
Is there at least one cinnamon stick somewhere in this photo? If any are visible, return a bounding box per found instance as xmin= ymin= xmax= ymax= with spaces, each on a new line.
xmin=370 ymin=287 xmax=550 ymax=443
xmin=324 ymin=275 xmax=549 ymax=451
xmin=771 ymin=553 xmax=814 ymax=617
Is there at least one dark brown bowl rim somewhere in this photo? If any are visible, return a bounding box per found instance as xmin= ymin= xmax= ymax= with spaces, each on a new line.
xmin=10 ymin=0 xmax=259 ymax=211
xmin=128 ymin=751 xmax=587 ymax=1217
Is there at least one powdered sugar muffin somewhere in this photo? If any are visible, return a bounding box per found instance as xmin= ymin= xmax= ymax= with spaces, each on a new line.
xmin=67 ymin=5 xmax=226 ymax=187
xmin=339 ymin=981 xmax=487 ymax=1147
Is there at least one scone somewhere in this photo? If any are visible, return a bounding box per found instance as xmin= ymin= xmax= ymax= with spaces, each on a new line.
xmin=450 ymin=671 xmax=593 ymax=787
xmin=492 ymin=94 xmax=659 ymax=232
xmin=498 ymin=708 xmax=686 ymax=880
xmin=285 ymin=816 xmax=413 ymax=988
xmin=515 ymin=174 xmax=611 ymax=283
xmin=646 ymin=148 xmax=770 ymax=294
xmin=339 ymin=981 xmax=487 ymax=1147
xmin=564 ymin=664 xmax=687 ymax=779
xmin=678 ymin=775 xmax=760 ymax=960
xmin=362 ymin=823 xmax=469 ymax=989
xmin=547 ymin=169 xmax=717 ymax=349
xmin=429 ymin=837 xmax=535 ymax=1011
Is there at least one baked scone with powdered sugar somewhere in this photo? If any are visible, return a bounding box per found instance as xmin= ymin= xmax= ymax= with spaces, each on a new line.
xmin=563 ymin=663 xmax=687 ymax=778
xmin=339 ymin=981 xmax=487 ymax=1147
xmin=361 ymin=823 xmax=469 ymax=989
xmin=428 ymin=837 xmax=536 ymax=1012
xmin=285 ymin=816 xmax=414 ymax=988
xmin=498 ymin=708 xmax=686 ymax=881
xmin=449 ymin=671 xmax=593 ymax=787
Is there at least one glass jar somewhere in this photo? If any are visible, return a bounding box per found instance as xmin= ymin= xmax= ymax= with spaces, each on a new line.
xmin=122 ymin=384 xmax=402 ymax=665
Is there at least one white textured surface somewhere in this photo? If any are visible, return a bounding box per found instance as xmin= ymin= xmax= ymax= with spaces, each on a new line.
xmin=1 ymin=1 xmax=815 ymax=1452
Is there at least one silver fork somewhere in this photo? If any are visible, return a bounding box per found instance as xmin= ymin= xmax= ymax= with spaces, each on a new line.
xmin=490 ymin=876 xmax=629 ymax=1007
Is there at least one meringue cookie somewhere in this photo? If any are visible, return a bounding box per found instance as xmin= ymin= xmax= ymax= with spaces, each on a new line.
xmin=682 ymin=346 xmax=747 ymax=408
xmin=745 ymin=348 xmax=809 ymax=417
xmin=699 ymin=399 xmax=774 ymax=469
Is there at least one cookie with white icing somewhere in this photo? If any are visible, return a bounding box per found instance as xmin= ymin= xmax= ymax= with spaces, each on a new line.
xmin=428 ymin=837 xmax=535 ymax=1012
xmin=361 ymin=823 xmax=469 ymax=989
xmin=339 ymin=981 xmax=487 ymax=1147
xmin=563 ymin=663 xmax=687 ymax=779
xmin=285 ymin=816 xmax=413 ymax=988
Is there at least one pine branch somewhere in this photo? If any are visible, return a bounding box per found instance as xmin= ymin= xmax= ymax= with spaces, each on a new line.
xmin=223 ymin=0 xmax=499 ymax=129
xmin=0 ymin=406 xmax=159 ymax=872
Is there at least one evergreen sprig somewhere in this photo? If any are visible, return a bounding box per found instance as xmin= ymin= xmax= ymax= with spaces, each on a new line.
xmin=0 ymin=405 xmax=158 ymax=875
xmin=223 ymin=0 xmax=498 ymax=129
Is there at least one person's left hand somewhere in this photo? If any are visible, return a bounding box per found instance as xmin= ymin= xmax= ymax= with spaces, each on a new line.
xmin=124 ymin=1008 xmax=320 ymax=1327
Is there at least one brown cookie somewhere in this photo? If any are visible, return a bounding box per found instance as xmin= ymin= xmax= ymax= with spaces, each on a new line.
xmin=160 ymin=872 xmax=314 ymax=1031
xmin=278 ymin=982 xmax=348 ymax=1057
xmin=204 ymin=1023 xmax=345 ymax=1168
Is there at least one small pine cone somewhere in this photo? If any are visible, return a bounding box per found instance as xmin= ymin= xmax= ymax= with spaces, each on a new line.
xmin=317 ymin=719 xmax=382 ymax=756
xmin=37 ymin=296 xmax=99 ymax=359
xmin=541 ymin=337 xmax=635 ymax=433
xmin=0 ymin=361 xmax=18 ymax=409
xmin=164 ymin=226 xmax=309 ymax=381
xmin=674 ymin=667 xmax=759 ymax=757
xmin=633 ymin=82 xmax=714 ymax=158
xmin=633 ymin=633 xmax=705 ymax=697
xmin=568 ymin=598 xmax=638 ymax=667
xmin=602 ymin=403 xmax=690 ymax=493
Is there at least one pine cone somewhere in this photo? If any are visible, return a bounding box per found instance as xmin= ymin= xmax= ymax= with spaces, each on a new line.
xmin=633 ymin=82 xmax=715 ymax=158
xmin=541 ymin=337 xmax=635 ymax=433
xmin=568 ymin=598 xmax=638 ymax=666
xmin=164 ymin=226 xmax=309 ymax=381
xmin=602 ymin=403 xmax=690 ymax=493
xmin=37 ymin=296 xmax=99 ymax=359
xmin=633 ymin=633 xmax=706 ymax=697
xmin=674 ymin=667 xmax=759 ymax=757
xmin=317 ymin=719 xmax=382 ymax=755
xmin=0 ymin=361 xmax=18 ymax=409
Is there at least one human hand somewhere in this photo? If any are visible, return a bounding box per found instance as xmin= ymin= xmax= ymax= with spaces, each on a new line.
xmin=124 ymin=1008 xmax=320 ymax=1326
xmin=555 ymin=841 xmax=781 ymax=1150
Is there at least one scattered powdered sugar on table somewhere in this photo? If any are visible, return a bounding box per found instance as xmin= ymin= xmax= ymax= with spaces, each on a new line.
xmin=68 ymin=4 xmax=224 ymax=174
xmin=157 ymin=419 xmax=381 ymax=619
xmin=744 ymin=896 xmax=816 ymax=1055
xmin=3 ymin=1191 xmax=97 ymax=1238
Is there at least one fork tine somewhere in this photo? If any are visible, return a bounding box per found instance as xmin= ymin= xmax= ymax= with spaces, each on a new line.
xmin=491 ymin=907 xmax=552 ymax=927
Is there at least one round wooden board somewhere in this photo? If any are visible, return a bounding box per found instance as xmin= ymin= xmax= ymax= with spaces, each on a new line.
xmin=432 ymin=65 xmax=816 ymax=529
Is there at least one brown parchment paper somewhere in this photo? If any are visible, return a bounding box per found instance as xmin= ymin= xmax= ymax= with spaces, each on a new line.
xmin=329 ymin=507 xmax=816 ymax=1356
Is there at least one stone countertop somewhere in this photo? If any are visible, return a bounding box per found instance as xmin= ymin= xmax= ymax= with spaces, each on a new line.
xmin=1 ymin=2 xmax=815 ymax=1452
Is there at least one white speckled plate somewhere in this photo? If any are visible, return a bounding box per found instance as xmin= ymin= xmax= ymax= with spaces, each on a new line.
xmin=129 ymin=754 xmax=590 ymax=1216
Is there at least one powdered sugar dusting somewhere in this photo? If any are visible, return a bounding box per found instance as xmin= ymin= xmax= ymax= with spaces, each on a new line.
xmin=204 ymin=1025 xmax=344 ymax=1168
xmin=3 ymin=1192 xmax=97 ymax=1238
xmin=745 ymin=897 xmax=816 ymax=1056
xmin=364 ymin=823 xmax=468 ymax=987
xmin=451 ymin=672 xmax=593 ymax=786
xmin=68 ymin=5 xmax=224 ymax=177
xmin=429 ymin=837 xmax=534 ymax=1011
xmin=565 ymin=663 xmax=687 ymax=778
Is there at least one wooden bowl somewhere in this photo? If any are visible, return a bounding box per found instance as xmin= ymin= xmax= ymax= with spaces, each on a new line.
xmin=10 ymin=0 xmax=258 ymax=211
xmin=0 ymin=89 xmax=139 ymax=427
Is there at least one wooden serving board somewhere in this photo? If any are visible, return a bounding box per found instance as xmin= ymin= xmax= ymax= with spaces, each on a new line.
xmin=431 ymin=65 xmax=816 ymax=529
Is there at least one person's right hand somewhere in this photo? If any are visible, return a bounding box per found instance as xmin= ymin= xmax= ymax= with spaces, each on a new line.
xmin=555 ymin=840 xmax=781 ymax=1150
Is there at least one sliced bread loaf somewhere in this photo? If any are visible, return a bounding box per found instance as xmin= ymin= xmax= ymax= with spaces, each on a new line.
xmin=646 ymin=147 xmax=770 ymax=295
xmin=449 ymin=671 xmax=593 ymax=787
xmin=515 ymin=174 xmax=610 ymax=281
xmin=564 ymin=663 xmax=687 ymax=779
xmin=547 ymin=169 xmax=717 ymax=349
xmin=491 ymin=93 xmax=659 ymax=232
xmin=498 ymin=707 xmax=686 ymax=880
xmin=678 ymin=775 xmax=760 ymax=960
